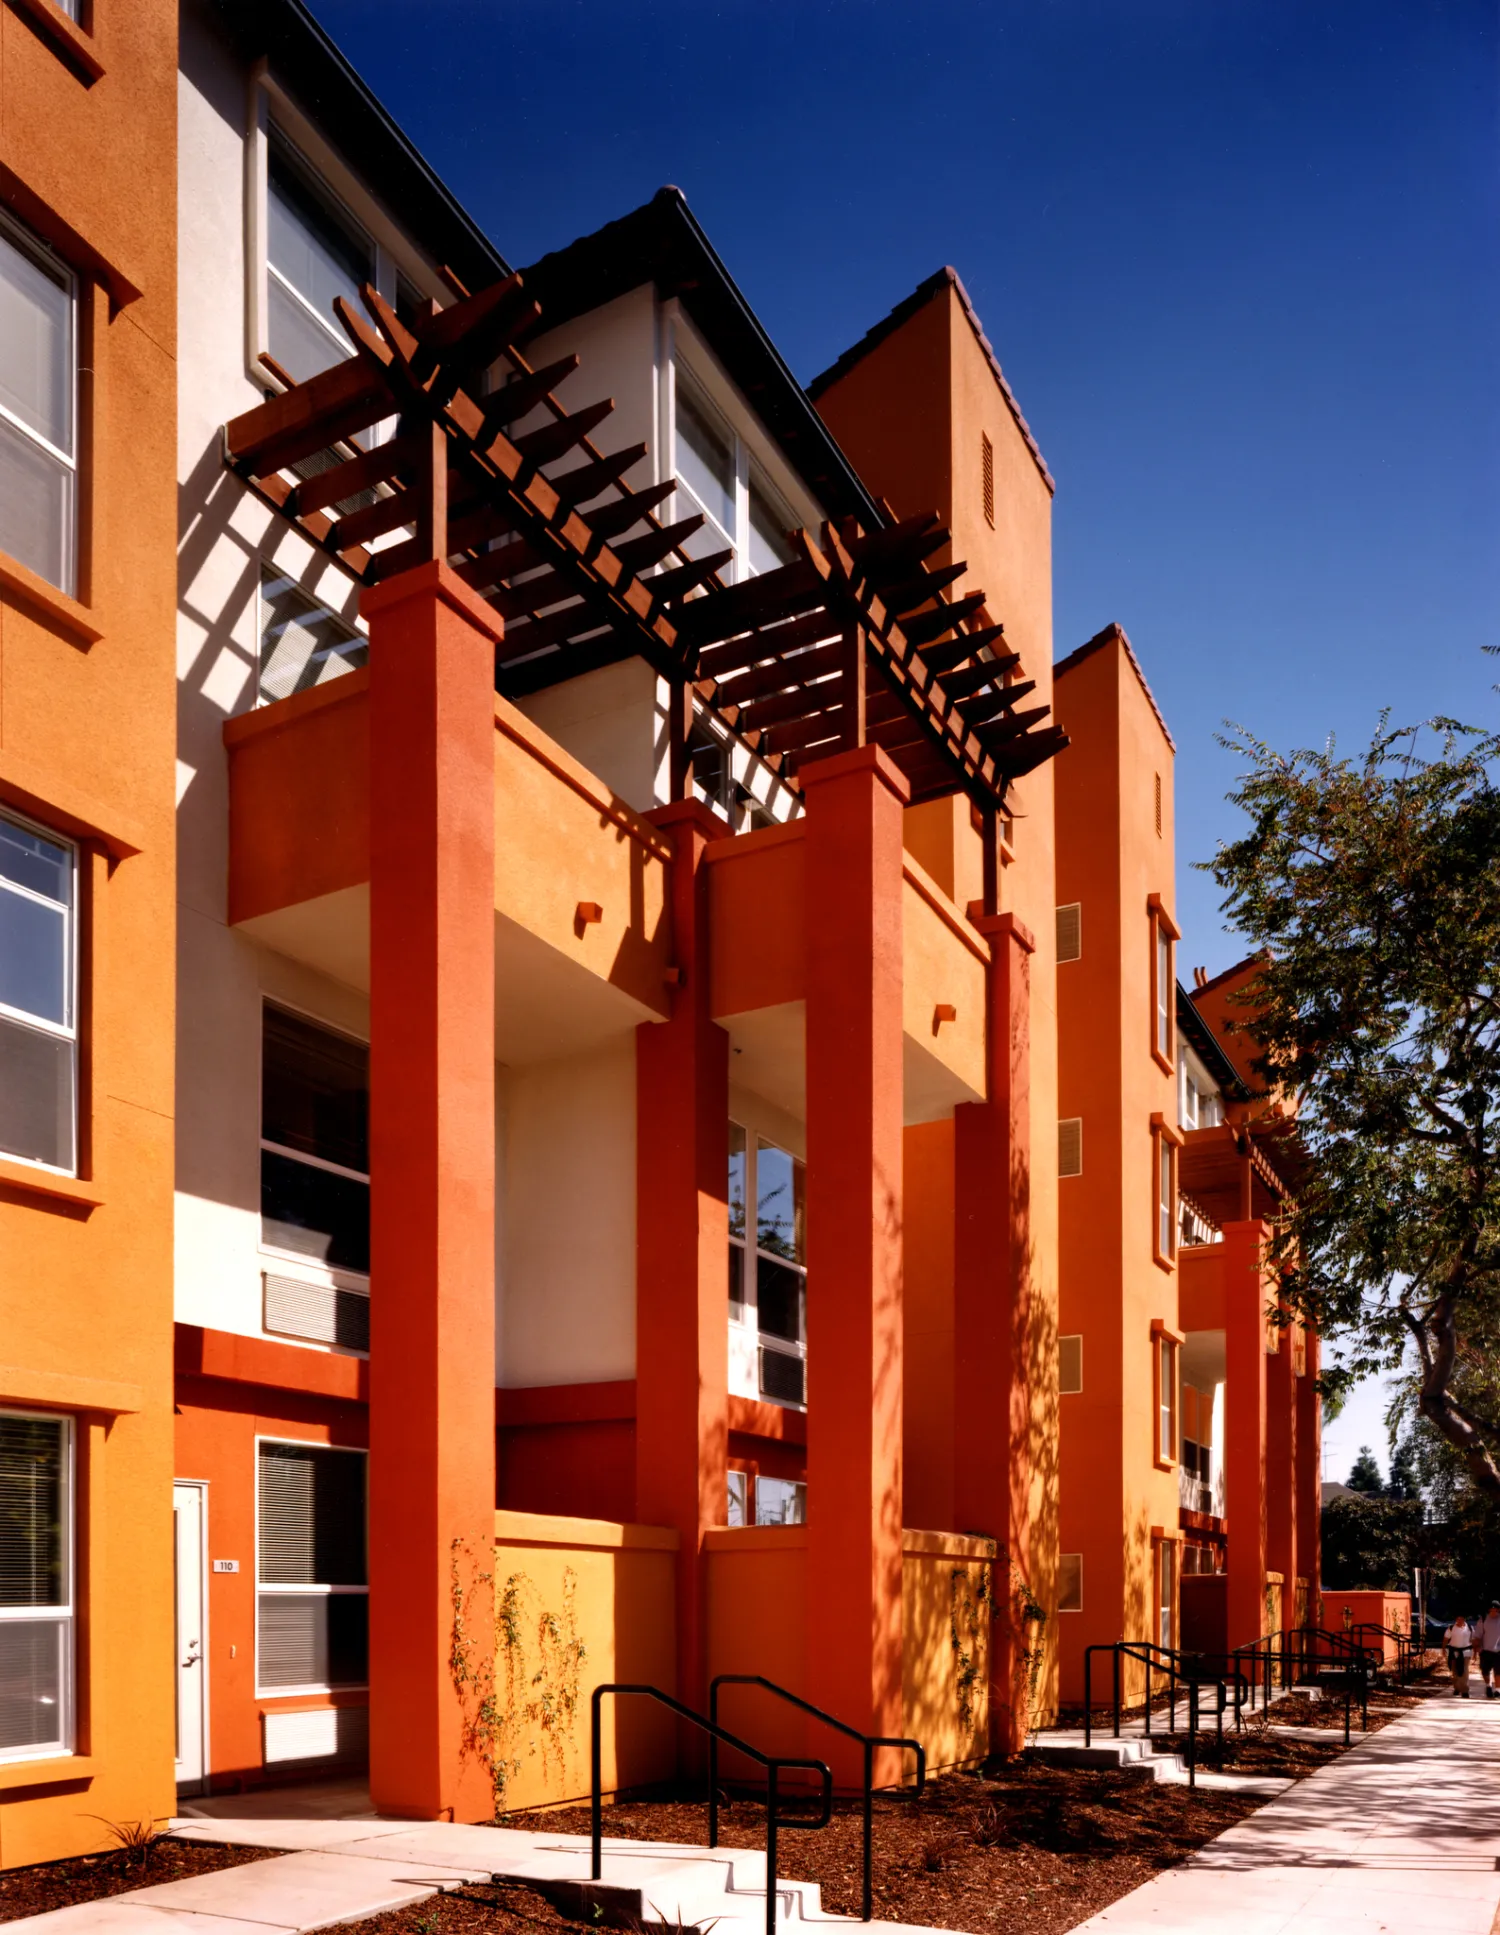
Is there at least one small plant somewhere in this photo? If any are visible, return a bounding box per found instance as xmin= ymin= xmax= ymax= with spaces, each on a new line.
xmin=626 ymin=1910 xmax=722 ymax=1935
xmin=919 ymin=1831 xmax=969 ymax=1873
xmin=966 ymin=1800 xmax=1006 ymax=1848
xmin=87 ymin=1817 xmax=172 ymax=1869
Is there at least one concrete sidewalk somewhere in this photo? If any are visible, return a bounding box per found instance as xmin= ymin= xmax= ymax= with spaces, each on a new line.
xmin=1072 ymin=1690 xmax=1500 ymax=1932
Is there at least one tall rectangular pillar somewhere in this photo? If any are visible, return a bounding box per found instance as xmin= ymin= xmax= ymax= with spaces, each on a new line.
xmin=1223 ymin=1218 xmax=1270 ymax=1651
xmin=954 ymin=912 xmax=1036 ymax=1754
xmin=1295 ymin=1326 xmax=1322 ymax=1616
xmin=365 ymin=561 xmax=501 ymax=1822
xmin=803 ymin=746 xmax=908 ymax=1782
xmin=1265 ymin=1297 xmax=1297 ymax=1630
xmin=636 ymin=797 xmax=731 ymax=1714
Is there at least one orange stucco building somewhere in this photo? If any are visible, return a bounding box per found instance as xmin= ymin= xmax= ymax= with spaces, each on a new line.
xmin=0 ymin=0 xmax=1315 ymax=1861
xmin=0 ymin=0 xmax=180 ymax=1864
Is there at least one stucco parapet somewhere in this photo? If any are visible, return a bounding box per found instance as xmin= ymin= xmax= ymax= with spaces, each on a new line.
xmin=703 ymin=1525 xmax=808 ymax=1553
xmin=359 ymin=558 xmax=506 ymax=643
xmin=966 ymin=909 xmax=1037 ymax=956
xmin=494 ymin=1510 xmax=678 ymax=1552
xmin=494 ymin=698 xmax=674 ymax=863
xmin=903 ymin=854 xmax=991 ymax=966
xmin=703 ymin=818 xmax=804 ymax=866
xmin=223 ymin=665 xmax=369 ymax=749
xmin=799 ymin=742 xmax=912 ymax=806
xmin=902 ymin=1528 xmax=996 ymax=1561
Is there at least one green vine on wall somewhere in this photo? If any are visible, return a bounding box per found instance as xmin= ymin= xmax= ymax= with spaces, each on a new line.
xmin=993 ymin=1547 xmax=1048 ymax=1747
xmin=948 ymin=1565 xmax=991 ymax=1734
xmin=449 ymin=1542 xmax=588 ymax=1818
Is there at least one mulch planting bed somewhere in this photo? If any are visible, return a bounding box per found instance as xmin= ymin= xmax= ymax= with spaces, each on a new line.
xmin=0 ymin=1836 xmax=272 ymax=1923
xmin=1261 ymin=1688 xmax=1420 ymax=1732
xmin=526 ymin=1761 xmax=1267 ymax=1934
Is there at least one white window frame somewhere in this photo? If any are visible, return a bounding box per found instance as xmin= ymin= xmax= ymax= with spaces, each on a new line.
xmin=0 ymin=1409 xmax=75 ymax=1764
xmin=253 ymin=1433 xmax=369 ymax=1699
xmin=0 ymin=211 xmax=78 ymax=598
xmin=727 ymin=1119 xmax=808 ymax=1411
xmin=0 ymin=809 xmax=79 ymax=1176
xmin=246 ymin=75 xmax=446 ymax=394
xmin=258 ymin=1001 xmax=370 ymax=1285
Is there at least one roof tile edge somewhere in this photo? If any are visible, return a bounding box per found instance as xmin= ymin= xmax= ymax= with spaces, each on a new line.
xmin=1054 ymin=621 xmax=1176 ymax=754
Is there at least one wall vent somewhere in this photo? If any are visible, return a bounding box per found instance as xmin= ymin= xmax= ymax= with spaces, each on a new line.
xmin=1056 ymin=903 xmax=1082 ymax=963
xmin=759 ymin=1346 xmax=805 ymax=1408
xmin=262 ymin=1703 xmax=368 ymax=1767
xmin=981 ymin=432 xmax=995 ymax=529
xmin=1058 ymin=1118 xmax=1083 ymax=1179
xmin=1058 ymin=1554 xmax=1083 ymax=1613
xmin=1059 ymin=1334 xmax=1083 ymax=1395
xmin=263 ymin=1272 xmax=370 ymax=1353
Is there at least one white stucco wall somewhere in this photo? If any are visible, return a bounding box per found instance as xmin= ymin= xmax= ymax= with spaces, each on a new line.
xmin=497 ymin=1037 xmax=638 ymax=1388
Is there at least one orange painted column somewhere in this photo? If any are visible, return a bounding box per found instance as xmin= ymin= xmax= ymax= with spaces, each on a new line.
xmin=636 ymin=797 xmax=731 ymax=1716
xmin=954 ymin=912 xmax=1036 ymax=1754
xmin=364 ymin=560 xmax=501 ymax=1822
xmin=1265 ymin=1302 xmax=1297 ymax=1628
xmin=1223 ymin=1218 xmax=1270 ymax=1651
xmin=1295 ymin=1327 xmax=1322 ymax=1614
xmin=802 ymin=745 xmax=908 ymax=1784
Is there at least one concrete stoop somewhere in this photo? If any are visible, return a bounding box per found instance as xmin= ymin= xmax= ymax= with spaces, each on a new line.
xmin=6 ymin=1819 xmax=934 ymax=1935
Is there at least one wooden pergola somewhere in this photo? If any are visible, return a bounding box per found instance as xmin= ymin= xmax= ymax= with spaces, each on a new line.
xmin=224 ymin=272 xmax=1068 ymax=859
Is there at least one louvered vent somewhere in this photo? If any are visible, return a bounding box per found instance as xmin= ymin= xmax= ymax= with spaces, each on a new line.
xmin=264 ymin=1272 xmax=370 ymax=1353
xmin=1058 ymin=1553 xmax=1083 ymax=1612
xmin=982 ymin=432 xmax=995 ymax=528
xmin=759 ymin=1347 xmax=806 ymax=1408
xmin=1058 ymin=1117 xmax=1083 ymax=1179
xmin=1056 ymin=903 xmax=1082 ymax=963
xmin=262 ymin=1703 xmax=369 ymax=1767
xmin=1059 ymin=1334 xmax=1083 ymax=1395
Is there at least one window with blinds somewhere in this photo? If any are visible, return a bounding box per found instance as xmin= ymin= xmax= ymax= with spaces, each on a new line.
xmin=256 ymin=1442 xmax=368 ymax=1693
xmin=260 ymin=1006 xmax=370 ymax=1276
xmin=0 ymin=1412 xmax=72 ymax=1761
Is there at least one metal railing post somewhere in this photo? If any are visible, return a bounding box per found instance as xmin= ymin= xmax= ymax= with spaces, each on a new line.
xmin=1145 ymin=1652 xmax=1153 ymax=1739
xmin=591 ymin=1685 xmax=603 ymax=1881
xmin=708 ymin=1681 xmax=720 ymax=1850
xmin=765 ymin=1761 xmax=779 ymax=1935
xmin=1187 ymin=1680 xmax=1197 ymax=1790
xmin=862 ymin=1738 xmax=875 ymax=1922
xmin=1085 ymin=1650 xmax=1093 ymax=1747
xmin=1113 ymin=1647 xmax=1121 ymax=1738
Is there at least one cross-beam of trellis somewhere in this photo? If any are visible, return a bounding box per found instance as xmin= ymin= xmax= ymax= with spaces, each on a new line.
xmin=223 ymin=273 xmax=1068 ymax=819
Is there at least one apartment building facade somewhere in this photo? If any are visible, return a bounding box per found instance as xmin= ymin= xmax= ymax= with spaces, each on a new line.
xmin=0 ymin=0 xmax=179 ymax=1865
xmin=0 ymin=0 xmax=1314 ymax=1861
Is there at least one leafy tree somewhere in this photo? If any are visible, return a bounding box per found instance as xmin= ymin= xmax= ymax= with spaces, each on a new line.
xmin=1386 ymin=1437 xmax=1422 ymax=1502
xmin=1210 ymin=720 xmax=1500 ymax=1496
xmin=1347 ymin=1446 xmax=1384 ymax=1494
xmin=1320 ymin=1493 xmax=1424 ymax=1592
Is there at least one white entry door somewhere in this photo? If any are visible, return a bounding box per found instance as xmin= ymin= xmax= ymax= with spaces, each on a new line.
xmin=173 ymin=1482 xmax=208 ymax=1793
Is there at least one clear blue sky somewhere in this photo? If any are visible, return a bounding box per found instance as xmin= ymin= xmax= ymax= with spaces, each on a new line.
xmin=310 ymin=0 xmax=1497 ymax=969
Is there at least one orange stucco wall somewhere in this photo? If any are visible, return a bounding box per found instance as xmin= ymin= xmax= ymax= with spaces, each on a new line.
xmin=1052 ymin=631 xmax=1179 ymax=1702
xmin=0 ymin=0 xmax=179 ymax=1866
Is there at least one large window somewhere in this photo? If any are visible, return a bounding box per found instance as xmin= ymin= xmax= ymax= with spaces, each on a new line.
xmin=261 ymin=1007 xmax=369 ymax=1275
xmin=728 ymin=1124 xmax=807 ymax=1408
xmin=0 ymin=813 xmax=77 ymax=1174
xmin=1153 ymin=1117 xmax=1179 ymax=1267
xmin=256 ymin=1440 xmax=367 ymax=1693
xmin=0 ymin=215 xmax=76 ymax=595
xmin=672 ymin=367 xmax=795 ymax=581
xmin=1147 ymin=895 xmax=1178 ymax=1071
xmin=0 ymin=1412 xmax=73 ymax=1762
xmin=266 ymin=132 xmax=373 ymax=384
xmin=259 ymin=569 xmax=367 ymax=707
xmin=1153 ymin=1328 xmax=1179 ymax=1468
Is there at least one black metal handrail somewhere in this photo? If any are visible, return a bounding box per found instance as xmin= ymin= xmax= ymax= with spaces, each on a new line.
xmin=1350 ymin=1620 xmax=1424 ymax=1683
xmin=710 ymin=1673 xmax=925 ymax=1922
xmin=1083 ymin=1640 xmax=1256 ymax=1786
xmin=590 ymin=1683 xmax=832 ymax=1935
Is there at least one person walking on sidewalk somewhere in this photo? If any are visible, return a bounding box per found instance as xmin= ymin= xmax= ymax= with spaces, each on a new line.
xmin=1446 ymin=1614 xmax=1475 ymax=1696
xmin=1477 ymin=1602 xmax=1500 ymax=1698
